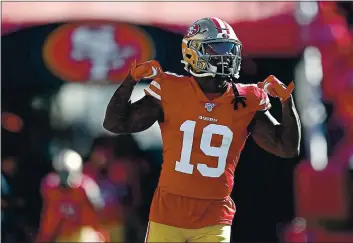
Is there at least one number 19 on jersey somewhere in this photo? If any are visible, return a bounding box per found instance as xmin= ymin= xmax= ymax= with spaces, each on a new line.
xmin=175 ymin=120 xmax=233 ymax=178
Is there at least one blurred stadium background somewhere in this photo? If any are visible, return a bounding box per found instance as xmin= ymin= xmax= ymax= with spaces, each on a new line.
xmin=1 ymin=1 xmax=353 ymax=242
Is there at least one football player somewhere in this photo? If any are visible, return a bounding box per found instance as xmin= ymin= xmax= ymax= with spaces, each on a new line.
xmin=103 ymin=17 xmax=301 ymax=242
xmin=37 ymin=149 xmax=107 ymax=242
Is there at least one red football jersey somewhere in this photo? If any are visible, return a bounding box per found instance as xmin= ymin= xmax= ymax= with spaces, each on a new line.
xmin=37 ymin=173 xmax=105 ymax=242
xmin=144 ymin=73 xmax=270 ymax=228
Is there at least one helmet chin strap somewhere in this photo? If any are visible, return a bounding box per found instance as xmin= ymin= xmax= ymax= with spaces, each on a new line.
xmin=181 ymin=60 xmax=216 ymax=77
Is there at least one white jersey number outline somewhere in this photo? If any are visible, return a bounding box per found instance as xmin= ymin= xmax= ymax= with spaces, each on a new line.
xmin=175 ymin=120 xmax=233 ymax=178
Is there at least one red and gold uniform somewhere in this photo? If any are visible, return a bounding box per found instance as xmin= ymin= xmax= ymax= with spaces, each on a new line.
xmin=144 ymin=72 xmax=270 ymax=241
xmin=37 ymin=173 xmax=107 ymax=242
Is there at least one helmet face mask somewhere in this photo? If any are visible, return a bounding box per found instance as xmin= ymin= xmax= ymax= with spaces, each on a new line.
xmin=194 ymin=40 xmax=242 ymax=78
xmin=182 ymin=18 xmax=242 ymax=79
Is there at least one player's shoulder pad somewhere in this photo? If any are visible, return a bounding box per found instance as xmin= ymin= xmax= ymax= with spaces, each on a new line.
xmin=237 ymin=83 xmax=271 ymax=111
xmin=40 ymin=173 xmax=60 ymax=196
xmin=144 ymin=71 xmax=185 ymax=101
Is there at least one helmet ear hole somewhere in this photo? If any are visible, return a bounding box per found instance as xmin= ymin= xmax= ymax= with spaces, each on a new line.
xmin=186 ymin=54 xmax=192 ymax=59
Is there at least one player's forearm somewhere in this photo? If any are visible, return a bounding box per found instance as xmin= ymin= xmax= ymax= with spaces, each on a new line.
xmin=103 ymin=74 xmax=136 ymax=133
xmin=279 ymin=95 xmax=301 ymax=157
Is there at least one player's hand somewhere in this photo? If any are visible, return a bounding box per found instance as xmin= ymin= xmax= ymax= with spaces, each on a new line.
xmin=257 ymin=75 xmax=294 ymax=101
xmin=130 ymin=60 xmax=163 ymax=82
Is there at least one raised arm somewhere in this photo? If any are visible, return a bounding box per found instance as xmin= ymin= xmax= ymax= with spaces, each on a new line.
xmin=249 ymin=96 xmax=301 ymax=158
xmin=103 ymin=73 xmax=163 ymax=134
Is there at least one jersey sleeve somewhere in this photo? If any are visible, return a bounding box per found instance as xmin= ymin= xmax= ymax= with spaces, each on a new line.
xmin=144 ymin=76 xmax=162 ymax=101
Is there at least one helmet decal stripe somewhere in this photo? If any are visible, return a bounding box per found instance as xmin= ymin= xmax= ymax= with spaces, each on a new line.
xmin=222 ymin=20 xmax=231 ymax=34
xmin=210 ymin=17 xmax=229 ymax=35
xmin=209 ymin=17 xmax=223 ymax=33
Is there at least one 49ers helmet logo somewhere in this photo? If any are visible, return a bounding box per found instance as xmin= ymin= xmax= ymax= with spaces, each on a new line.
xmin=185 ymin=23 xmax=200 ymax=37
xmin=43 ymin=23 xmax=155 ymax=83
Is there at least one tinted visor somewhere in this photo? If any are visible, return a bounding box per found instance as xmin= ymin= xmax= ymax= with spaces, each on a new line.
xmin=203 ymin=42 xmax=240 ymax=55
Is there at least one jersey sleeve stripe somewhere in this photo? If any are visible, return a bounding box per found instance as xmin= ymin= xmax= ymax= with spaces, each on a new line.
xmin=145 ymin=87 xmax=161 ymax=100
xmin=151 ymin=80 xmax=161 ymax=90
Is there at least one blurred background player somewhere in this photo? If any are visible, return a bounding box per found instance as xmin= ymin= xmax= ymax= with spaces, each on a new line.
xmin=83 ymin=135 xmax=144 ymax=242
xmin=83 ymin=137 xmax=124 ymax=242
xmin=104 ymin=17 xmax=301 ymax=242
xmin=36 ymin=149 xmax=107 ymax=242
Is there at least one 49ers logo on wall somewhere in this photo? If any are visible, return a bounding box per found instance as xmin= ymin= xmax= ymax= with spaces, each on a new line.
xmin=43 ymin=23 xmax=155 ymax=83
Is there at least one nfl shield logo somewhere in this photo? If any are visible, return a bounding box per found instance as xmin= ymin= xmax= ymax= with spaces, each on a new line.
xmin=205 ymin=103 xmax=215 ymax=112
